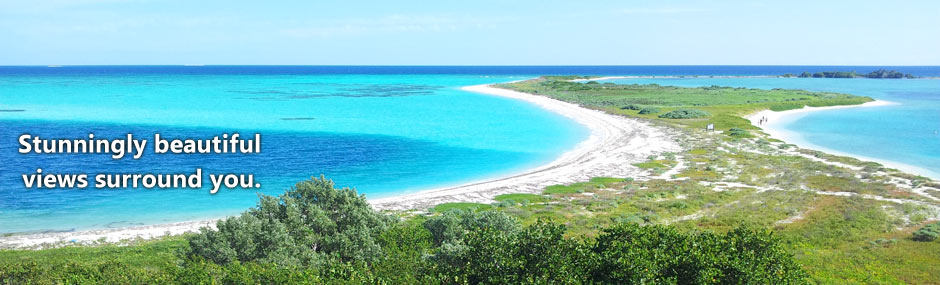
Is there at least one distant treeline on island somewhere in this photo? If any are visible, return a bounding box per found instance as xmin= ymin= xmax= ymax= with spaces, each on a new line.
xmin=783 ymin=69 xmax=916 ymax=79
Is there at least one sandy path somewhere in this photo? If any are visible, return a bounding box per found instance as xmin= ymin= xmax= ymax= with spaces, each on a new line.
xmin=370 ymin=84 xmax=679 ymax=210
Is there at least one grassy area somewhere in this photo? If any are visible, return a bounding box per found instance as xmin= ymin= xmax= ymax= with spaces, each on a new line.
xmin=497 ymin=77 xmax=873 ymax=131
xmin=479 ymin=131 xmax=940 ymax=282
xmin=0 ymin=237 xmax=187 ymax=282
xmin=493 ymin=193 xmax=548 ymax=203
xmin=430 ymin=202 xmax=492 ymax=213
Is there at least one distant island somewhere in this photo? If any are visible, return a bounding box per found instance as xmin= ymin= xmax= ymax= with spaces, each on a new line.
xmin=782 ymin=69 xmax=917 ymax=79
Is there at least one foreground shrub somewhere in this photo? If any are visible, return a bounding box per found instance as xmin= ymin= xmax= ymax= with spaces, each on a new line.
xmin=658 ymin=108 xmax=711 ymax=119
xmin=913 ymin=222 xmax=940 ymax=242
xmin=424 ymin=211 xmax=585 ymax=284
xmin=589 ymin=224 xmax=806 ymax=284
xmin=184 ymin=176 xmax=394 ymax=266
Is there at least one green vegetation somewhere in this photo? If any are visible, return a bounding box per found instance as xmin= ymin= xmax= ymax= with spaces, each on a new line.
xmin=431 ymin=202 xmax=492 ymax=213
xmin=497 ymin=76 xmax=940 ymax=283
xmin=793 ymin=69 xmax=916 ymax=79
xmin=638 ymin=107 xmax=660 ymax=114
xmin=913 ymin=222 xmax=940 ymax=242
xmin=728 ymin=128 xmax=751 ymax=137
xmin=658 ymin=108 xmax=710 ymax=119
xmin=497 ymin=77 xmax=872 ymax=132
xmin=494 ymin=193 xmax=548 ymax=204
xmin=619 ymin=104 xmax=642 ymax=110
xmin=185 ymin=176 xmax=394 ymax=266
xmin=1 ymin=177 xmax=806 ymax=284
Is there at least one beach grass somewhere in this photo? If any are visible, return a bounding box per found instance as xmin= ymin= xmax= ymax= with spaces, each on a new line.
xmin=493 ymin=193 xmax=548 ymax=203
xmin=429 ymin=202 xmax=492 ymax=212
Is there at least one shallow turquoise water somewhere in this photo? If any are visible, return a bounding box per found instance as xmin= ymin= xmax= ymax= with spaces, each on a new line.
xmin=605 ymin=77 xmax=940 ymax=179
xmin=0 ymin=73 xmax=587 ymax=233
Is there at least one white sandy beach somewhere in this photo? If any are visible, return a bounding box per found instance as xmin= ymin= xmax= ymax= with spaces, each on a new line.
xmin=370 ymin=84 xmax=679 ymax=210
xmin=0 ymin=219 xmax=218 ymax=249
xmin=0 ymin=83 xmax=679 ymax=249
xmin=747 ymin=101 xmax=940 ymax=179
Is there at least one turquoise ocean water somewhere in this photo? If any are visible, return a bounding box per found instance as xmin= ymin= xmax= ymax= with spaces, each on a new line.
xmin=1 ymin=66 xmax=938 ymax=234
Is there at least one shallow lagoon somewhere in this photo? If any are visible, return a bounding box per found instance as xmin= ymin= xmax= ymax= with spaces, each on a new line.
xmin=605 ymin=77 xmax=940 ymax=179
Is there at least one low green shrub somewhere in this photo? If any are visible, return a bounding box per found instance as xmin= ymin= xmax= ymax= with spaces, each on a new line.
xmin=912 ymin=222 xmax=940 ymax=242
xmin=620 ymin=104 xmax=642 ymax=110
xmin=638 ymin=107 xmax=661 ymax=114
xmin=728 ymin=128 xmax=750 ymax=137
xmin=659 ymin=109 xmax=710 ymax=119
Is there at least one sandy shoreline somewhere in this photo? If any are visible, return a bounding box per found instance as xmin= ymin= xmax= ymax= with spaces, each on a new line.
xmin=747 ymin=101 xmax=940 ymax=179
xmin=0 ymin=83 xmax=679 ymax=249
xmin=370 ymin=84 xmax=679 ymax=210
xmin=0 ymin=219 xmax=219 ymax=249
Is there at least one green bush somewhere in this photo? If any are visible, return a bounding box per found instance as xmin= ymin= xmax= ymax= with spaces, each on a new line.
xmin=638 ymin=107 xmax=661 ymax=114
xmin=729 ymin=128 xmax=750 ymax=137
xmin=184 ymin=176 xmax=394 ymax=266
xmin=658 ymin=109 xmax=710 ymax=119
xmin=620 ymin=104 xmax=642 ymax=110
xmin=424 ymin=212 xmax=584 ymax=283
xmin=913 ymin=222 xmax=940 ymax=242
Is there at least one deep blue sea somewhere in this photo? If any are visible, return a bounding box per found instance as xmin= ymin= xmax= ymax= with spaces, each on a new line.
xmin=1 ymin=66 xmax=938 ymax=233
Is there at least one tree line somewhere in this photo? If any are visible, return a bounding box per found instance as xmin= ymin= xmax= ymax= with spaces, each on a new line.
xmin=782 ymin=69 xmax=916 ymax=79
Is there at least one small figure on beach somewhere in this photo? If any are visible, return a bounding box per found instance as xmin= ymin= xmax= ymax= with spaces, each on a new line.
xmin=757 ymin=116 xmax=768 ymax=126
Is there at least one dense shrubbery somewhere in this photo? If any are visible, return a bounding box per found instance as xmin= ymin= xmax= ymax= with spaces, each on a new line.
xmin=912 ymin=222 xmax=940 ymax=242
xmin=588 ymin=224 xmax=807 ymax=284
xmin=2 ymin=177 xmax=807 ymax=283
xmin=658 ymin=108 xmax=710 ymax=119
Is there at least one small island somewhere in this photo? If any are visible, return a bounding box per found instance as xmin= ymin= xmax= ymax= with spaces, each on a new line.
xmin=781 ymin=69 xmax=917 ymax=79
xmin=782 ymin=69 xmax=917 ymax=79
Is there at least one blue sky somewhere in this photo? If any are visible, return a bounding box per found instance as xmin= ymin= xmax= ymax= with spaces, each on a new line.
xmin=1 ymin=0 xmax=938 ymax=65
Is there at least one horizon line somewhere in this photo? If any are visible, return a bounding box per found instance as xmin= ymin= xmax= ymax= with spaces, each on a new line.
xmin=3 ymin=64 xmax=940 ymax=67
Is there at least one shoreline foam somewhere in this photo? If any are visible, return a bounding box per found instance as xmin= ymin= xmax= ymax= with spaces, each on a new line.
xmin=747 ymin=100 xmax=940 ymax=180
